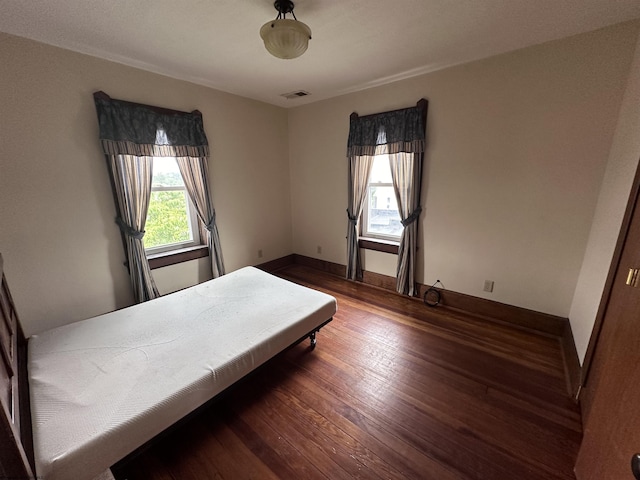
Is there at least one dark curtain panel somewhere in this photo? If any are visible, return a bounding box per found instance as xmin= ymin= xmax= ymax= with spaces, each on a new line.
xmin=94 ymin=95 xmax=209 ymax=158
xmin=346 ymin=100 xmax=428 ymax=294
xmin=347 ymin=105 xmax=426 ymax=157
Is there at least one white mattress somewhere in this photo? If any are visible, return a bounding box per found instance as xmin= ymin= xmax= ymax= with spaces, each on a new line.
xmin=28 ymin=267 xmax=336 ymax=480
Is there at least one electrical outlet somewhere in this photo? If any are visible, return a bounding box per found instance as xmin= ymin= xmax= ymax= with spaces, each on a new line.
xmin=258 ymin=249 xmax=263 ymax=258
xmin=483 ymin=280 xmax=494 ymax=293
xmin=317 ymin=245 xmax=322 ymax=254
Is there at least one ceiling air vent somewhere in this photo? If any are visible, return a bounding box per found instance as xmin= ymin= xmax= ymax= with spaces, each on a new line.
xmin=280 ymin=90 xmax=310 ymax=100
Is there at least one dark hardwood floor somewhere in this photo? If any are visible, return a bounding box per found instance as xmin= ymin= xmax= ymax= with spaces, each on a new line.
xmin=113 ymin=264 xmax=582 ymax=480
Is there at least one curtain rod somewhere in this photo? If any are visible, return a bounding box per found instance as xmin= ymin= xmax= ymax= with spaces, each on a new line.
xmin=350 ymin=98 xmax=428 ymax=121
xmin=93 ymin=91 xmax=202 ymax=117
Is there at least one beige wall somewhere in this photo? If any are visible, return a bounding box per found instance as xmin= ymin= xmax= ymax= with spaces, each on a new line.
xmin=289 ymin=22 xmax=640 ymax=317
xmin=2 ymin=21 xmax=639 ymax=348
xmin=0 ymin=34 xmax=291 ymax=336
xmin=569 ymin=35 xmax=640 ymax=363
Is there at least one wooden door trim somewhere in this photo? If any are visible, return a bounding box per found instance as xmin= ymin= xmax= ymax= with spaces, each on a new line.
xmin=580 ymin=157 xmax=640 ymax=394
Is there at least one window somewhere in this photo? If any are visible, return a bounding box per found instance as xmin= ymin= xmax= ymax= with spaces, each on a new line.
xmin=362 ymin=155 xmax=402 ymax=241
xmin=145 ymin=157 xmax=200 ymax=254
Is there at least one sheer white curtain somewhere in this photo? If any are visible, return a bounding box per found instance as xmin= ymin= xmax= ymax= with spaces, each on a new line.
xmin=389 ymin=152 xmax=423 ymax=296
xmin=176 ymin=156 xmax=225 ymax=278
xmin=346 ymin=155 xmax=374 ymax=281
xmin=108 ymin=154 xmax=159 ymax=302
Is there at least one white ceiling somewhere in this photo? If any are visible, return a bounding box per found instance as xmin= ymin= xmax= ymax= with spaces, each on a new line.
xmin=1 ymin=0 xmax=640 ymax=108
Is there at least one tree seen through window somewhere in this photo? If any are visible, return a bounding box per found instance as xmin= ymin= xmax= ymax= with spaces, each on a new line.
xmin=145 ymin=157 xmax=199 ymax=251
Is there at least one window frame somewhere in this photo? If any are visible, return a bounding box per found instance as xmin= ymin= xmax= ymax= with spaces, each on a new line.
xmin=144 ymin=159 xmax=202 ymax=256
xmin=360 ymin=156 xmax=402 ymax=243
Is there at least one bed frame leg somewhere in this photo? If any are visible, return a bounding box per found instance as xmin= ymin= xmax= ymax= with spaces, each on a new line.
xmin=309 ymin=331 xmax=317 ymax=349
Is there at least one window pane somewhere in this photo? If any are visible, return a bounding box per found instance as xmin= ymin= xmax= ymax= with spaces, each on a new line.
xmin=145 ymin=190 xmax=193 ymax=248
xmin=152 ymin=157 xmax=184 ymax=187
xmin=367 ymin=185 xmax=403 ymax=237
xmin=369 ymin=155 xmax=392 ymax=183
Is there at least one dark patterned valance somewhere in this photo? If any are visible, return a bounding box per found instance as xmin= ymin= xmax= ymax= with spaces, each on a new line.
xmin=347 ymin=101 xmax=427 ymax=157
xmin=93 ymin=92 xmax=209 ymax=157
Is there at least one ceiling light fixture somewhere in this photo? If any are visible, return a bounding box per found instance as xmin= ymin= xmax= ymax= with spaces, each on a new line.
xmin=260 ymin=0 xmax=311 ymax=60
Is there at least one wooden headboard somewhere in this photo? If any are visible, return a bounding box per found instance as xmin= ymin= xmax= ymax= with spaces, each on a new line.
xmin=0 ymin=253 xmax=35 ymax=478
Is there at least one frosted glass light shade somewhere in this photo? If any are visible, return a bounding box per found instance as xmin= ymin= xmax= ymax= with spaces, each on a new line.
xmin=260 ymin=18 xmax=311 ymax=59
